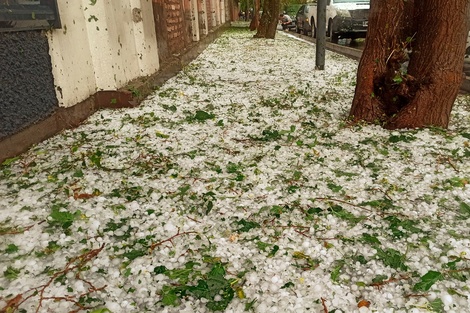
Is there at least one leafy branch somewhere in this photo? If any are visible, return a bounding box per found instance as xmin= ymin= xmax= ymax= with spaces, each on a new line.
xmin=1 ymin=244 xmax=106 ymax=313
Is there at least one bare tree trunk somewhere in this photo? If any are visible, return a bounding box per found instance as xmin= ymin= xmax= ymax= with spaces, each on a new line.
xmin=254 ymin=0 xmax=280 ymax=39
xmin=386 ymin=0 xmax=468 ymax=129
xmin=349 ymin=0 xmax=468 ymax=129
xmin=349 ymin=0 xmax=412 ymax=123
xmin=249 ymin=0 xmax=260 ymax=30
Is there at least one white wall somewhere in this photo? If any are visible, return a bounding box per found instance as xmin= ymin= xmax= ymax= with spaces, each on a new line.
xmin=48 ymin=0 xmax=159 ymax=108
xmin=190 ymin=0 xmax=200 ymax=41
xmin=47 ymin=1 xmax=97 ymax=108
xmin=220 ymin=0 xmax=226 ymax=24
xmin=211 ymin=0 xmax=217 ymax=27
xmin=200 ymin=0 xmax=209 ymax=35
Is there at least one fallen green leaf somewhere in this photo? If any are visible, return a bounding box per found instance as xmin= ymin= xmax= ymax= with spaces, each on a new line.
xmin=237 ymin=219 xmax=260 ymax=233
xmin=413 ymin=271 xmax=442 ymax=292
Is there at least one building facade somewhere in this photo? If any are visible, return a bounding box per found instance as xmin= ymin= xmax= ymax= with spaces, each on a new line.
xmin=0 ymin=0 xmax=234 ymax=162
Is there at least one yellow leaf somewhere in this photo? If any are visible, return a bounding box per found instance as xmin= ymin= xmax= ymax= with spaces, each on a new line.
xmin=236 ymin=288 xmax=245 ymax=299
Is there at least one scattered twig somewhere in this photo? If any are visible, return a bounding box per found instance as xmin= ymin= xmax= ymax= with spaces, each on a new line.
xmin=19 ymin=157 xmax=37 ymax=174
xmin=315 ymin=237 xmax=341 ymax=241
xmin=385 ymin=50 xmax=395 ymax=65
xmin=314 ymin=197 xmax=410 ymax=218
xmin=232 ymin=138 xmax=253 ymax=143
xmin=229 ymin=188 xmax=241 ymax=196
xmin=444 ymin=267 xmax=470 ymax=274
xmin=149 ymin=228 xmax=198 ymax=252
xmin=34 ymin=244 xmax=106 ymax=313
xmin=40 ymin=284 xmax=107 ymax=313
xmin=293 ymin=229 xmax=311 ymax=238
xmin=0 ymin=244 xmax=106 ymax=313
xmin=321 ymin=297 xmax=328 ymax=313
xmin=314 ymin=197 xmax=379 ymax=216
xmin=187 ymin=216 xmax=201 ymax=223
xmin=405 ymin=293 xmax=429 ymax=298
xmin=445 ymin=156 xmax=459 ymax=172
xmin=180 ymin=176 xmax=212 ymax=183
xmin=369 ymin=187 xmax=393 ymax=201
xmin=385 ymin=32 xmax=416 ymax=65
xmin=370 ymin=274 xmax=410 ymax=289
xmin=264 ymin=220 xmax=311 ymax=238
xmin=221 ymin=147 xmax=241 ymax=155
xmin=0 ymin=220 xmax=45 ymax=236
xmin=275 ymin=225 xmax=310 ymax=230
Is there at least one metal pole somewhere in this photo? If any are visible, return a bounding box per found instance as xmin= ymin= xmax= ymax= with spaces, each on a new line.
xmin=316 ymin=0 xmax=327 ymax=70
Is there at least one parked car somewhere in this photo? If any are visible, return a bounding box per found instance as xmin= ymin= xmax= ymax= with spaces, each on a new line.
xmin=295 ymin=3 xmax=315 ymax=36
xmin=295 ymin=0 xmax=369 ymax=43
xmin=327 ymin=0 xmax=369 ymax=42
xmin=312 ymin=0 xmax=369 ymax=42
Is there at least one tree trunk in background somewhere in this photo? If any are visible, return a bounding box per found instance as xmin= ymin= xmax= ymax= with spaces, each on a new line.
xmin=254 ymin=0 xmax=280 ymax=38
xmin=349 ymin=0 xmax=469 ymax=129
xmin=249 ymin=0 xmax=260 ymax=30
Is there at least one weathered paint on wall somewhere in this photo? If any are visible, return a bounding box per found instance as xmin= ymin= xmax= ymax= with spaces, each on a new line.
xmin=0 ymin=31 xmax=58 ymax=140
xmin=132 ymin=0 xmax=159 ymax=76
xmin=48 ymin=0 xmax=159 ymax=108
xmin=199 ymin=0 xmax=209 ymax=36
xmin=210 ymin=0 xmax=217 ymax=27
xmin=190 ymin=0 xmax=200 ymax=42
xmin=47 ymin=0 xmax=97 ymax=108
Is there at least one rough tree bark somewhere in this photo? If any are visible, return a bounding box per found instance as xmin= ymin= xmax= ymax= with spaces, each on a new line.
xmin=349 ymin=0 xmax=469 ymax=129
xmin=254 ymin=0 xmax=280 ymax=39
xmin=250 ymin=0 xmax=260 ymax=30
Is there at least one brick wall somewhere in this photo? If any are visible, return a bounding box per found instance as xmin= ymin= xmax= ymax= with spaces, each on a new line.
xmin=166 ymin=0 xmax=186 ymax=54
xmin=152 ymin=0 xmax=169 ymax=62
xmin=153 ymin=0 xmax=232 ymax=62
